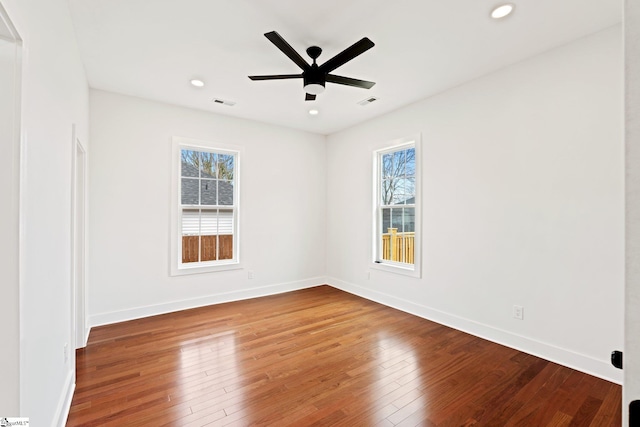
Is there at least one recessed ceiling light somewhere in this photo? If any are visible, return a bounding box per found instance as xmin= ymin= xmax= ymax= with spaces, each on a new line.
xmin=491 ymin=3 xmax=514 ymax=19
xmin=308 ymin=109 xmax=319 ymax=116
xmin=190 ymin=79 xmax=205 ymax=87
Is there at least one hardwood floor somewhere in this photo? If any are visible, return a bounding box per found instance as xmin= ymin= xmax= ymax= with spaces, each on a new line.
xmin=67 ymin=286 xmax=621 ymax=426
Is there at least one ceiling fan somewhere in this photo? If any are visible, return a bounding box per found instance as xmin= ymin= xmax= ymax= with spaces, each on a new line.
xmin=249 ymin=31 xmax=375 ymax=101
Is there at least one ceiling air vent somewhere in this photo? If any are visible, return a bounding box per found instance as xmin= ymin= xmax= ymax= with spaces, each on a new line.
xmin=211 ymin=98 xmax=236 ymax=107
xmin=357 ymin=96 xmax=379 ymax=106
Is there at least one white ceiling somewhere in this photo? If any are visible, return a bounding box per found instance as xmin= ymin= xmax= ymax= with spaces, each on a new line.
xmin=68 ymin=0 xmax=622 ymax=135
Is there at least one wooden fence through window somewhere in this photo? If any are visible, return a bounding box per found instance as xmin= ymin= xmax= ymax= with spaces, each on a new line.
xmin=182 ymin=235 xmax=233 ymax=263
xmin=381 ymin=229 xmax=415 ymax=264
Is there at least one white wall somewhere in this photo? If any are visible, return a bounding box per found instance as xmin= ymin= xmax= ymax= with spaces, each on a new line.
xmin=88 ymin=90 xmax=326 ymax=325
xmin=0 ymin=23 xmax=20 ymax=416
xmin=1 ymin=0 xmax=90 ymax=425
xmin=625 ymin=0 xmax=640 ymax=423
xmin=326 ymin=26 xmax=624 ymax=382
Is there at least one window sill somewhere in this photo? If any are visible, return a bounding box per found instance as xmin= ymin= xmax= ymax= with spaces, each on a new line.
xmin=171 ymin=261 xmax=242 ymax=276
xmin=371 ymin=261 xmax=421 ymax=278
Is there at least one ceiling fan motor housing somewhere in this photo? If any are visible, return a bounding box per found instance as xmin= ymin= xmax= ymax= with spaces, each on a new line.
xmin=303 ymin=64 xmax=325 ymax=94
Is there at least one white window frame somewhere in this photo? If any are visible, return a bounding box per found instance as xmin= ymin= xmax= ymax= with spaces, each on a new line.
xmin=170 ymin=136 xmax=242 ymax=276
xmin=372 ymin=134 xmax=422 ymax=278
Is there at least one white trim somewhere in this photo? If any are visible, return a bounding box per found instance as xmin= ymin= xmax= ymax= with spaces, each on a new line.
xmin=90 ymin=276 xmax=327 ymax=327
xmin=170 ymin=136 xmax=242 ymax=276
xmin=53 ymin=369 xmax=75 ymax=427
xmin=172 ymin=259 xmax=242 ymax=275
xmin=88 ymin=276 xmax=622 ymax=385
xmin=625 ymin=2 xmax=640 ymax=423
xmin=0 ymin=2 xmax=26 ymax=415
xmin=71 ymin=128 xmax=88 ymax=348
xmin=18 ymin=117 xmax=26 ymax=416
xmin=84 ymin=326 xmax=91 ymax=347
xmin=327 ymin=277 xmax=622 ymax=384
xmin=70 ymin=123 xmax=76 ymax=351
xmin=372 ymin=134 xmax=422 ymax=278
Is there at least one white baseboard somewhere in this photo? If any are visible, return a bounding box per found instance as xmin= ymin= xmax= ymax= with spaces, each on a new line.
xmin=86 ymin=275 xmax=621 ymax=384
xmin=54 ymin=369 xmax=75 ymax=427
xmin=89 ymin=276 xmax=327 ymax=327
xmin=327 ymin=277 xmax=622 ymax=385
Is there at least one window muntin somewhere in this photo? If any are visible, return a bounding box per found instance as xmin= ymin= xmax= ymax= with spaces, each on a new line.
xmin=172 ymin=139 xmax=240 ymax=275
xmin=374 ymin=139 xmax=420 ymax=275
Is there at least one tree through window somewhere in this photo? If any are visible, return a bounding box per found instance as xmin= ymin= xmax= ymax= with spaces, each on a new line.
xmin=179 ymin=146 xmax=238 ymax=265
xmin=375 ymin=142 xmax=417 ymax=267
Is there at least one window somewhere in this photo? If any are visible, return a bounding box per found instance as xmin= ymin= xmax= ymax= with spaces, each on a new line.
xmin=171 ymin=137 xmax=240 ymax=275
xmin=373 ymin=136 xmax=421 ymax=276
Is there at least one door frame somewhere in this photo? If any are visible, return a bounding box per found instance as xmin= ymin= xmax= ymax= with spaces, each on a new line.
xmin=71 ymin=124 xmax=88 ymax=349
xmin=0 ymin=0 xmax=23 ymax=416
xmin=625 ymin=2 xmax=640 ymax=424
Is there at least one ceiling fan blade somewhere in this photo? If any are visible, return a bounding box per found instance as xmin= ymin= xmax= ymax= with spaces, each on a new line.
xmin=248 ymin=74 xmax=302 ymax=81
xmin=264 ymin=31 xmax=310 ymax=71
xmin=305 ymin=93 xmax=316 ymax=101
xmin=319 ymin=37 xmax=374 ymax=73
xmin=326 ymin=74 xmax=376 ymax=89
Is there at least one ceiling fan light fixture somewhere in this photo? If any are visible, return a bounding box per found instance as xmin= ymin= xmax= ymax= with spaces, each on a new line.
xmin=304 ymin=83 xmax=325 ymax=95
xmin=491 ymin=3 xmax=514 ymax=19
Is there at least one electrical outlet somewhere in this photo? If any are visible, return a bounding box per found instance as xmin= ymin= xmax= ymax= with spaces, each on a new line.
xmin=64 ymin=343 xmax=69 ymax=363
xmin=248 ymin=270 xmax=254 ymax=279
xmin=513 ymin=305 xmax=524 ymax=320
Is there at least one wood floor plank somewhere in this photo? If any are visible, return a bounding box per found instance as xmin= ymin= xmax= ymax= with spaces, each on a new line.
xmin=66 ymin=285 xmax=621 ymax=426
